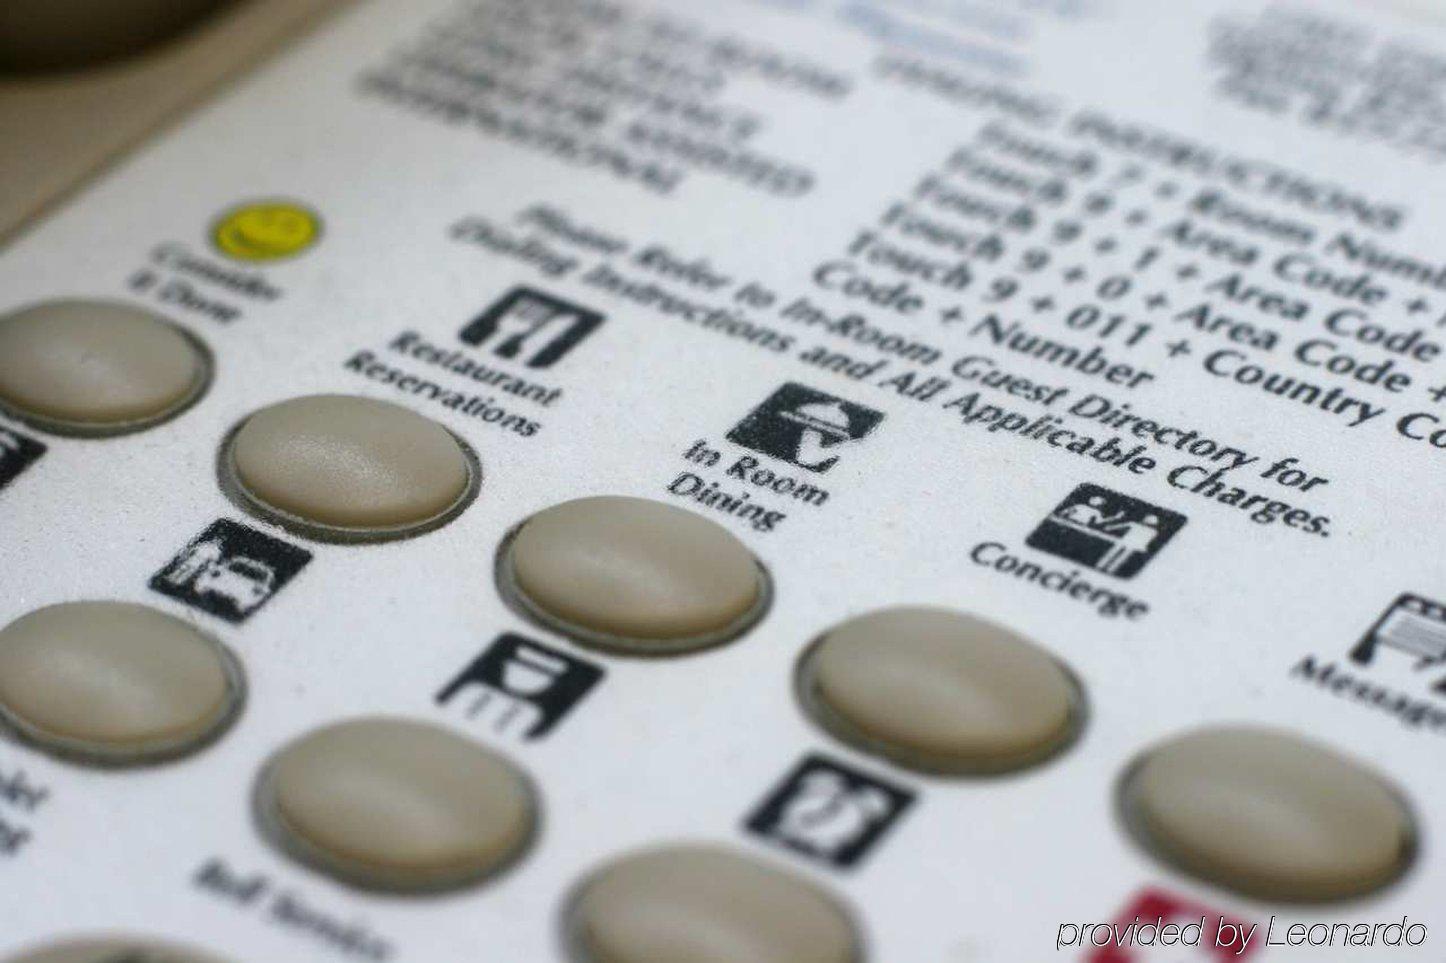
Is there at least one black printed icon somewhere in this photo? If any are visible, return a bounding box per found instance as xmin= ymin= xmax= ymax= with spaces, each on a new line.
xmin=459 ymin=286 xmax=604 ymax=368
xmin=1351 ymin=594 xmax=1446 ymax=693
xmin=1026 ymin=484 xmax=1186 ymax=580
xmin=744 ymin=754 xmax=915 ymax=869
xmin=149 ymin=519 xmax=311 ymax=623
xmin=436 ymin=633 xmax=604 ymax=740
xmin=727 ymin=383 xmax=884 ymax=474
xmin=0 ymin=427 xmax=45 ymax=492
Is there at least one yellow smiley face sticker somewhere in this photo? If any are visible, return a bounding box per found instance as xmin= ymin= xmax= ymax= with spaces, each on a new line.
xmin=212 ymin=200 xmax=322 ymax=261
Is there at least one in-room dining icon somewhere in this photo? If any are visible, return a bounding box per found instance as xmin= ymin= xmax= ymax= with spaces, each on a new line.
xmin=726 ymin=383 xmax=884 ymax=474
xmin=1027 ymin=484 xmax=1186 ymax=580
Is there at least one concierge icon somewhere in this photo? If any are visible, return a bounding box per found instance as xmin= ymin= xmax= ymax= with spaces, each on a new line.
xmin=1027 ymin=485 xmax=1186 ymax=580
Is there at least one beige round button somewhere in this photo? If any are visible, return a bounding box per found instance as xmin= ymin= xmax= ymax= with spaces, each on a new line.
xmin=502 ymin=496 xmax=769 ymax=653
xmin=0 ymin=602 xmax=243 ymax=765
xmin=1120 ymin=725 xmax=1416 ymax=901
xmin=257 ymin=717 xmax=536 ymax=892
xmin=0 ymin=300 xmax=209 ymax=435
xmin=799 ymin=607 xmax=1082 ymax=774
xmin=5 ymin=936 xmax=231 ymax=963
xmin=567 ymin=844 xmax=861 ymax=963
xmin=226 ymin=394 xmax=476 ymax=539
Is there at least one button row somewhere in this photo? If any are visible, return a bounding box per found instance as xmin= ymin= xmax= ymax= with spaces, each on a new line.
xmin=0 ymin=599 xmax=1419 ymax=908
xmin=5 ymin=731 xmax=1419 ymax=963
xmin=1 ymin=598 xmax=1084 ymax=776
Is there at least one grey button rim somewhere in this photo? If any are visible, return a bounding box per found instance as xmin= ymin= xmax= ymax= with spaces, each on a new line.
xmin=3 ymin=934 xmax=233 ymax=963
xmin=252 ymin=717 xmax=542 ymax=895
xmin=794 ymin=610 xmax=1087 ymax=776
xmin=559 ymin=841 xmax=867 ymax=963
xmin=1115 ymin=724 xmax=1420 ymax=903
xmin=495 ymin=506 xmax=774 ymax=657
xmin=216 ymin=400 xmax=483 ymax=544
xmin=0 ymin=300 xmax=213 ymax=438
xmin=0 ymin=603 xmax=246 ymax=768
